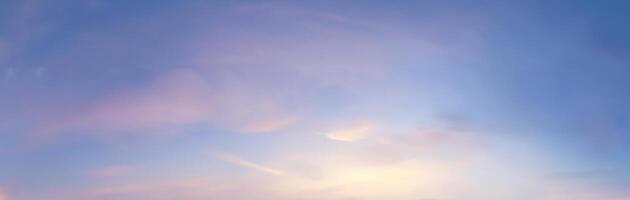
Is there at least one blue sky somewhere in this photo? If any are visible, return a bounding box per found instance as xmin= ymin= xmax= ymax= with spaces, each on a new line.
xmin=1 ymin=0 xmax=630 ymax=199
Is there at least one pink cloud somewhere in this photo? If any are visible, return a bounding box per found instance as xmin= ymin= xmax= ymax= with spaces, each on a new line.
xmin=29 ymin=2 xmax=487 ymax=142
xmin=91 ymin=165 xmax=134 ymax=178
xmin=31 ymin=68 xmax=298 ymax=142
xmin=210 ymin=150 xmax=286 ymax=176
xmin=332 ymin=122 xmax=485 ymax=165
xmin=79 ymin=69 xmax=213 ymax=129
xmin=69 ymin=176 xmax=291 ymax=200
xmin=239 ymin=115 xmax=297 ymax=133
xmin=195 ymin=2 xmax=487 ymax=90
xmin=30 ymin=69 xmax=213 ymax=141
xmin=0 ymin=188 xmax=7 ymax=200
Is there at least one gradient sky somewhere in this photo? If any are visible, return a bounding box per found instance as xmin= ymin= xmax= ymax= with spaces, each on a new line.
xmin=1 ymin=0 xmax=630 ymax=199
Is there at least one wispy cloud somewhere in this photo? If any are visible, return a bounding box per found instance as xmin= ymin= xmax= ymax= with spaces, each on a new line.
xmin=7 ymin=1 xmax=630 ymax=200
xmin=75 ymin=176 xmax=288 ymax=200
xmin=91 ymin=165 xmax=134 ymax=178
xmin=30 ymin=68 xmax=297 ymax=141
xmin=324 ymin=121 xmax=374 ymax=142
xmin=239 ymin=115 xmax=297 ymax=133
xmin=29 ymin=69 xmax=213 ymax=141
xmin=210 ymin=150 xmax=286 ymax=176
xmin=0 ymin=187 xmax=7 ymax=200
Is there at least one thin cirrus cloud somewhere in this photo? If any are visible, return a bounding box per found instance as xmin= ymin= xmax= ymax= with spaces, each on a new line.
xmin=81 ymin=176 xmax=290 ymax=200
xmin=206 ymin=122 xmax=538 ymax=200
xmin=28 ymin=9 xmax=400 ymax=141
xmin=0 ymin=188 xmax=7 ymax=200
xmin=27 ymin=1 xmax=484 ymax=142
xmin=5 ymin=1 xmax=630 ymax=200
xmin=324 ymin=120 xmax=375 ymax=142
xmin=30 ymin=68 xmax=298 ymax=141
xmin=90 ymin=126 xmax=531 ymax=200
xmin=30 ymin=69 xmax=214 ymax=140
xmin=90 ymin=165 xmax=134 ymax=178
xmin=69 ymin=147 xmax=449 ymax=200
xmin=193 ymin=3 xmax=482 ymax=89
xmin=238 ymin=115 xmax=297 ymax=134
xmin=40 ymin=121 xmax=628 ymax=200
xmin=209 ymin=150 xmax=286 ymax=176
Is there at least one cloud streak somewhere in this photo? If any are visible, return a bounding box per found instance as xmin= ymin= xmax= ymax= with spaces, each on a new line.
xmin=210 ymin=150 xmax=286 ymax=176
xmin=324 ymin=121 xmax=374 ymax=142
xmin=30 ymin=68 xmax=298 ymax=141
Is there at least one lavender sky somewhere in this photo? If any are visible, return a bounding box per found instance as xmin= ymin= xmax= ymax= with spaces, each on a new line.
xmin=1 ymin=0 xmax=630 ymax=199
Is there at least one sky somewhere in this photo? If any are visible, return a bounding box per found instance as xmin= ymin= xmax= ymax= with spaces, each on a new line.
xmin=1 ymin=0 xmax=630 ymax=199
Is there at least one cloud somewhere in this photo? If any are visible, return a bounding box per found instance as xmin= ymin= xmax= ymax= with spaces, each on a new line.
xmin=193 ymin=5 xmax=411 ymax=89
xmin=198 ymin=30 xmax=390 ymax=88
xmin=276 ymin=159 xmax=450 ymax=200
xmin=63 ymin=176 xmax=290 ymax=200
xmin=91 ymin=165 xmax=134 ymax=178
xmin=324 ymin=121 xmax=374 ymax=142
xmin=29 ymin=69 xmax=213 ymax=140
xmin=239 ymin=115 xmax=297 ymax=133
xmin=26 ymin=0 xmax=485 ymax=143
xmin=78 ymin=69 xmax=213 ymax=129
xmin=395 ymin=125 xmax=480 ymax=154
xmin=43 ymin=120 xmax=553 ymax=200
xmin=30 ymin=68 xmax=297 ymax=141
xmin=64 ymin=152 xmax=450 ymax=200
xmin=326 ymin=122 xmax=484 ymax=165
xmin=0 ymin=188 xmax=7 ymax=200
xmin=203 ymin=139 xmax=458 ymax=199
xmin=210 ymin=150 xmax=286 ymax=176
xmin=270 ymin=121 xmax=553 ymax=199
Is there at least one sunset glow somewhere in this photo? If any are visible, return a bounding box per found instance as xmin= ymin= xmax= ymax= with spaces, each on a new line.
xmin=2 ymin=1 xmax=630 ymax=199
